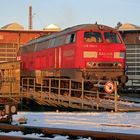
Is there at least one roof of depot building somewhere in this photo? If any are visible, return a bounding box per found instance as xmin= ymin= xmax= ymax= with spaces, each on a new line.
xmin=119 ymin=23 xmax=140 ymax=31
xmin=1 ymin=22 xmax=24 ymax=30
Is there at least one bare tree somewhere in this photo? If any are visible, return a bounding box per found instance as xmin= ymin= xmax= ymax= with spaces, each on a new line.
xmin=115 ymin=22 xmax=122 ymax=29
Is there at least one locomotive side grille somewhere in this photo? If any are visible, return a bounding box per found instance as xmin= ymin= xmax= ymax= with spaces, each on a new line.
xmin=86 ymin=62 xmax=122 ymax=68
xmin=98 ymin=63 xmax=113 ymax=67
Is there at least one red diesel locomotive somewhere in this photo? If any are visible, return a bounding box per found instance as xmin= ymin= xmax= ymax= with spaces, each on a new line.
xmin=17 ymin=24 xmax=127 ymax=90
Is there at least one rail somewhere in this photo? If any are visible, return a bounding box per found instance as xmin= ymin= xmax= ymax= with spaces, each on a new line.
xmin=0 ymin=135 xmax=42 ymax=140
xmin=0 ymin=123 xmax=140 ymax=140
xmin=126 ymin=79 xmax=140 ymax=93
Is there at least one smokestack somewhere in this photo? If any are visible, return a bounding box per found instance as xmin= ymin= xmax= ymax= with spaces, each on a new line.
xmin=29 ymin=6 xmax=32 ymax=30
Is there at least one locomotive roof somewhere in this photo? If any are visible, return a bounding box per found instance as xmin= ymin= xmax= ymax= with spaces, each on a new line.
xmin=24 ymin=24 xmax=115 ymax=46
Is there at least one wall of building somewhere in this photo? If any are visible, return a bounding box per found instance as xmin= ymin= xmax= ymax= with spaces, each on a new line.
xmin=121 ymin=31 xmax=140 ymax=44
xmin=120 ymin=30 xmax=140 ymax=83
xmin=0 ymin=30 xmax=51 ymax=63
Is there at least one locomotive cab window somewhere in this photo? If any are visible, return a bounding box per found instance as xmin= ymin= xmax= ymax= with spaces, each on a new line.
xmin=37 ymin=40 xmax=49 ymax=51
xmin=84 ymin=32 xmax=102 ymax=43
xmin=104 ymin=32 xmax=122 ymax=44
xmin=54 ymin=35 xmax=65 ymax=47
xmin=66 ymin=33 xmax=76 ymax=44
xmin=19 ymin=45 xmax=30 ymax=55
xmin=48 ymin=38 xmax=56 ymax=48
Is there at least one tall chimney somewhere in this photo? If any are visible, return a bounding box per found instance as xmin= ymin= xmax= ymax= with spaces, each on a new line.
xmin=29 ymin=6 xmax=32 ymax=30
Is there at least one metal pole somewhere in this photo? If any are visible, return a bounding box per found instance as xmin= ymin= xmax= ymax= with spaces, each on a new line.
xmin=81 ymin=80 xmax=84 ymax=109
xmin=29 ymin=6 xmax=33 ymax=30
xmin=96 ymin=81 xmax=100 ymax=111
xmin=49 ymin=78 xmax=51 ymax=100
xmin=96 ymin=90 xmax=99 ymax=110
xmin=114 ymin=81 xmax=118 ymax=112
xmin=41 ymin=78 xmax=43 ymax=101
xmin=69 ymin=79 xmax=71 ymax=106
xmin=33 ymin=78 xmax=35 ymax=93
xmin=58 ymin=79 xmax=60 ymax=103
xmin=9 ymin=77 xmax=12 ymax=99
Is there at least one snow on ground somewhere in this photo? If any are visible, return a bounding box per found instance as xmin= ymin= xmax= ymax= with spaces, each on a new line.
xmin=1 ymin=111 xmax=140 ymax=139
xmin=12 ymin=111 xmax=140 ymax=135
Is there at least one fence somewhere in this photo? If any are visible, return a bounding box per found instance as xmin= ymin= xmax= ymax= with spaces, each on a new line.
xmin=20 ymin=77 xmax=119 ymax=111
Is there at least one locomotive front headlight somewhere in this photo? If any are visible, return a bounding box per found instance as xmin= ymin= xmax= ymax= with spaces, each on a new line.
xmin=120 ymin=52 xmax=125 ymax=58
xmin=114 ymin=63 xmax=122 ymax=67
xmin=86 ymin=62 xmax=96 ymax=68
xmin=118 ymin=63 xmax=122 ymax=67
xmin=114 ymin=52 xmax=125 ymax=58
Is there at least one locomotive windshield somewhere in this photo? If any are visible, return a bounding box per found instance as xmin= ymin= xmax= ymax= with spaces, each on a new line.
xmin=84 ymin=31 xmax=122 ymax=44
xmin=104 ymin=32 xmax=122 ymax=43
xmin=84 ymin=32 xmax=102 ymax=43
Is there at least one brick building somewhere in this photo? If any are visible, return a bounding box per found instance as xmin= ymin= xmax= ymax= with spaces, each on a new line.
xmin=119 ymin=23 xmax=140 ymax=90
xmin=0 ymin=23 xmax=60 ymax=63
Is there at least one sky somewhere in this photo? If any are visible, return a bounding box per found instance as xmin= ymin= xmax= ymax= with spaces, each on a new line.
xmin=0 ymin=0 xmax=140 ymax=30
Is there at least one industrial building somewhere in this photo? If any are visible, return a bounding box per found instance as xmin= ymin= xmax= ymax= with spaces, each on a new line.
xmin=0 ymin=22 xmax=60 ymax=63
xmin=119 ymin=23 xmax=140 ymax=90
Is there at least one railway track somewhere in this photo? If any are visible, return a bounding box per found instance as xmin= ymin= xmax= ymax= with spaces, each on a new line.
xmin=0 ymin=135 xmax=42 ymax=140
xmin=0 ymin=123 xmax=140 ymax=140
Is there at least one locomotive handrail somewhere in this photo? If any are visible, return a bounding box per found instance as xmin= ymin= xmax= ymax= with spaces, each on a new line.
xmin=20 ymin=77 xmax=116 ymax=110
xmin=21 ymin=77 xmax=115 ymax=96
xmin=0 ymin=77 xmax=139 ymax=112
